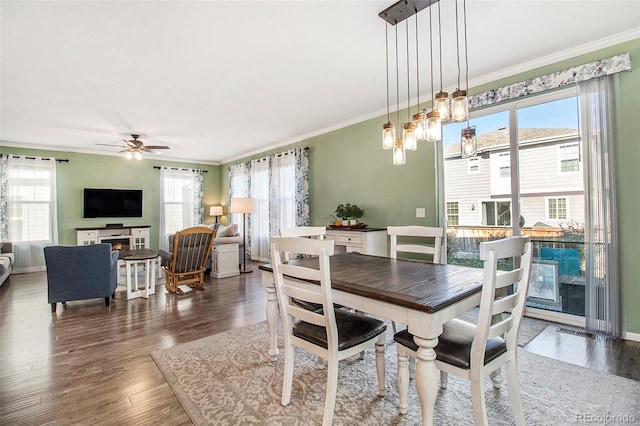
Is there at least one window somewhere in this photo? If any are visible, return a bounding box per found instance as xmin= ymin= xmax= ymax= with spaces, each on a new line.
xmin=481 ymin=201 xmax=511 ymax=226
xmin=468 ymin=157 xmax=480 ymax=173
xmin=446 ymin=202 xmax=459 ymax=225
xmin=559 ymin=143 xmax=580 ymax=173
xmin=159 ymin=167 xmax=203 ymax=250
xmin=498 ymin=153 xmax=510 ymax=178
xmin=7 ymin=158 xmax=56 ymax=242
xmin=547 ymin=197 xmax=568 ymax=220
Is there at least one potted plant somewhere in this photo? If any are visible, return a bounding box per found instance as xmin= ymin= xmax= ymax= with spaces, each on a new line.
xmin=335 ymin=203 xmax=364 ymax=226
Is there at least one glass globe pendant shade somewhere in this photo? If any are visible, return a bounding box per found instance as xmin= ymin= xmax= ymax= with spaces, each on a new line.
xmin=425 ymin=109 xmax=442 ymax=142
xmin=134 ymin=151 xmax=143 ymax=160
xmin=412 ymin=111 xmax=426 ymax=142
xmin=382 ymin=121 xmax=395 ymax=150
xmin=461 ymin=126 xmax=477 ymax=158
xmin=451 ymin=89 xmax=469 ymax=122
xmin=125 ymin=151 xmax=133 ymax=160
xmin=392 ymin=139 xmax=406 ymax=165
xmin=434 ymin=91 xmax=450 ymax=121
xmin=402 ymin=122 xmax=417 ymax=151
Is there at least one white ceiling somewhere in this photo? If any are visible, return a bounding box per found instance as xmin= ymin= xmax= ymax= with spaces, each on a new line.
xmin=2 ymin=1 xmax=639 ymax=165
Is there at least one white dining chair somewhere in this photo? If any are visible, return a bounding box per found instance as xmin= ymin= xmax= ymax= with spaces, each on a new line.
xmin=394 ymin=236 xmax=533 ymax=425
xmin=279 ymin=226 xmax=326 ymax=261
xmin=270 ymin=236 xmax=387 ymax=426
xmin=387 ymin=225 xmax=445 ymax=333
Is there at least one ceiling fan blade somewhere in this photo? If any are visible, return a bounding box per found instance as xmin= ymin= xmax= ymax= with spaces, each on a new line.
xmin=96 ymin=143 xmax=126 ymax=147
xmin=143 ymin=145 xmax=170 ymax=150
xmin=141 ymin=147 xmax=163 ymax=154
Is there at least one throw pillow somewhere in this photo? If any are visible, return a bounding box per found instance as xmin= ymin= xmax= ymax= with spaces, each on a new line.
xmin=217 ymin=224 xmax=238 ymax=237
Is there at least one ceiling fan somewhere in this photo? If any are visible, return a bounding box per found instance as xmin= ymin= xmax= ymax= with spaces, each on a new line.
xmin=96 ymin=134 xmax=170 ymax=159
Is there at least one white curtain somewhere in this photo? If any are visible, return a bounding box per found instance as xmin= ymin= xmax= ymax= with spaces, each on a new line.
xmin=229 ymin=148 xmax=309 ymax=262
xmin=159 ymin=167 xmax=203 ymax=251
xmin=5 ymin=156 xmax=58 ymax=272
xmin=579 ymin=75 xmax=621 ymax=337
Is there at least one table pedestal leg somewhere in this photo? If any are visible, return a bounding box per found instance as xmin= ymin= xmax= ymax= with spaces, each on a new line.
xmin=414 ymin=336 xmax=439 ymax=426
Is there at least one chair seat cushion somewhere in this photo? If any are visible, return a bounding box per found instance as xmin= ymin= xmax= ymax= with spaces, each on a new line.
xmin=293 ymin=309 xmax=386 ymax=351
xmin=394 ymin=318 xmax=507 ymax=370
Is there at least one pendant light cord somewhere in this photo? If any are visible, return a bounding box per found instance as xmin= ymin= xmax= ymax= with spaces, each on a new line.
xmin=455 ymin=0 xmax=461 ymax=90
xmin=415 ymin=12 xmax=420 ymax=111
xmin=406 ymin=19 xmax=410 ymax=122
xmin=438 ymin=0 xmax=444 ymax=92
xmin=463 ymin=0 xmax=469 ymax=95
xmin=395 ymin=25 xmax=400 ymax=128
xmin=385 ymin=23 xmax=390 ymax=123
xmin=429 ymin=5 xmax=435 ymax=103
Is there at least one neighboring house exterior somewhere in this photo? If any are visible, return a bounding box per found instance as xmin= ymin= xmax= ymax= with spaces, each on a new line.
xmin=444 ymin=127 xmax=583 ymax=233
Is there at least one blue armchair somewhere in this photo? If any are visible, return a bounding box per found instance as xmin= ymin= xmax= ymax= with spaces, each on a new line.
xmin=44 ymin=243 xmax=119 ymax=312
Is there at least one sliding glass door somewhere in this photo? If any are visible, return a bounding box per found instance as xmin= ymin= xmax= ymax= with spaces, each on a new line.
xmin=442 ymin=87 xmax=585 ymax=323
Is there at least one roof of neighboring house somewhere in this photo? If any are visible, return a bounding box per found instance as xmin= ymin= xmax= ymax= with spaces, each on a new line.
xmin=444 ymin=127 xmax=578 ymax=157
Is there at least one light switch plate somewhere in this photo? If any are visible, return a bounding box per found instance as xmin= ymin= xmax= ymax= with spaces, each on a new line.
xmin=416 ymin=208 xmax=426 ymax=218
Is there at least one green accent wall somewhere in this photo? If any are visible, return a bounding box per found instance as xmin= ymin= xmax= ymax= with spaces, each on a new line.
xmin=220 ymin=39 xmax=640 ymax=335
xmin=2 ymin=39 xmax=638 ymax=335
xmin=0 ymin=148 xmax=222 ymax=249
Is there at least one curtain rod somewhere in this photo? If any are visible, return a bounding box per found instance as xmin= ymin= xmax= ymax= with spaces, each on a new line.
xmin=153 ymin=166 xmax=208 ymax=173
xmin=1 ymin=153 xmax=69 ymax=162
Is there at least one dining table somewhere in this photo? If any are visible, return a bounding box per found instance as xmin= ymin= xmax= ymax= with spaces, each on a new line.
xmin=259 ymin=252 xmax=484 ymax=426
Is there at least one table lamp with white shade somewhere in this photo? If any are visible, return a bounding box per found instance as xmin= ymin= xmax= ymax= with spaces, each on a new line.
xmin=230 ymin=197 xmax=257 ymax=273
xmin=209 ymin=205 xmax=224 ymax=224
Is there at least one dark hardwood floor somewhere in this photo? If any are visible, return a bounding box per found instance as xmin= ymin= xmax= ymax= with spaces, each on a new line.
xmin=1 ymin=265 xmax=638 ymax=424
xmin=1 ymin=265 xmax=268 ymax=425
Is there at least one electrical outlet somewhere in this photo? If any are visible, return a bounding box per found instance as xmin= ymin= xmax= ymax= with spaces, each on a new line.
xmin=416 ymin=208 xmax=426 ymax=218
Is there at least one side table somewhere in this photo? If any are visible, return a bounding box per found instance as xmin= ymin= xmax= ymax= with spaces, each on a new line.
xmin=118 ymin=248 xmax=159 ymax=299
xmin=210 ymin=241 xmax=240 ymax=278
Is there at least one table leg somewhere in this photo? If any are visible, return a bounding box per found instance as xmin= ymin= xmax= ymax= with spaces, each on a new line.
xmin=126 ymin=261 xmax=133 ymax=300
xmin=413 ymin=335 xmax=439 ymax=426
xmin=262 ymin=271 xmax=279 ymax=359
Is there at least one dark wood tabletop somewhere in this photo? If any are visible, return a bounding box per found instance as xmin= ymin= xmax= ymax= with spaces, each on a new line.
xmin=259 ymin=253 xmax=484 ymax=314
xmin=117 ymin=248 xmax=158 ymax=260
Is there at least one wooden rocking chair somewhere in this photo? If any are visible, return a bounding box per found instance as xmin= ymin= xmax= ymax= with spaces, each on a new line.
xmin=160 ymin=227 xmax=215 ymax=295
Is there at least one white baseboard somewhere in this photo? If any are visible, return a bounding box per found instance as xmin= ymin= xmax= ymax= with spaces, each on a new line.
xmin=623 ymin=331 xmax=640 ymax=342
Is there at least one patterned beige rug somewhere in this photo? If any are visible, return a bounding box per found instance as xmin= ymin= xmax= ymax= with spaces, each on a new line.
xmin=151 ymin=321 xmax=639 ymax=425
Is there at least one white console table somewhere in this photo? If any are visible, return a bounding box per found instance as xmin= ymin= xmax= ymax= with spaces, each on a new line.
xmin=325 ymin=227 xmax=387 ymax=257
xmin=76 ymin=225 xmax=150 ymax=250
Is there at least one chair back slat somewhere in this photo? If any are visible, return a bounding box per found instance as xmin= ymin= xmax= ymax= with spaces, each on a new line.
xmin=270 ymin=237 xmax=337 ymax=345
xmin=472 ymin=236 xmax=532 ymax=359
xmin=279 ymin=227 xmax=327 ymax=261
xmin=387 ymin=225 xmax=444 ymax=264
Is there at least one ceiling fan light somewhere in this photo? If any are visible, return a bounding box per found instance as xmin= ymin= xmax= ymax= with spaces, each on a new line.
xmin=451 ymin=89 xmax=469 ymax=122
xmin=382 ymin=122 xmax=395 ymax=150
xmin=125 ymin=151 xmax=133 ymax=160
xmin=134 ymin=151 xmax=143 ymax=160
xmin=435 ymin=91 xmax=450 ymax=121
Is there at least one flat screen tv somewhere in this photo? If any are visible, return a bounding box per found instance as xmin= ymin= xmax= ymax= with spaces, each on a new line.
xmin=83 ymin=188 xmax=143 ymax=218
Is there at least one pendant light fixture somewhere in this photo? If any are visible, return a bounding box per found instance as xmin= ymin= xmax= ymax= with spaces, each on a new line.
xmin=425 ymin=5 xmax=442 ymax=142
xmin=459 ymin=0 xmax=476 ymax=158
xmin=451 ymin=0 xmax=469 ymax=122
xmin=392 ymin=24 xmax=405 ymax=165
xmin=434 ymin=0 xmax=450 ymax=121
xmin=402 ymin=20 xmax=417 ymax=152
xmin=412 ymin=14 xmax=426 ymax=142
xmin=382 ymin=23 xmax=395 ymax=150
xmin=460 ymin=125 xmax=477 ymax=158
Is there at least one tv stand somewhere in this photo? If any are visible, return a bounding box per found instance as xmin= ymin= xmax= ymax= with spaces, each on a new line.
xmin=76 ymin=225 xmax=151 ymax=250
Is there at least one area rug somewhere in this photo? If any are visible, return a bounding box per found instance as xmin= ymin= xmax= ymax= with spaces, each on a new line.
xmin=152 ymin=321 xmax=639 ymax=426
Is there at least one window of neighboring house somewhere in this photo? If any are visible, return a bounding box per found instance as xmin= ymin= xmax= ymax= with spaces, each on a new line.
xmin=547 ymin=197 xmax=568 ymax=220
xmin=446 ymin=202 xmax=459 ymax=225
xmin=498 ymin=152 xmax=510 ymax=178
xmin=468 ymin=157 xmax=480 ymax=173
xmin=481 ymin=200 xmax=511 ymax=226
xmin=559 ymin=143 xmax=580 ymax=173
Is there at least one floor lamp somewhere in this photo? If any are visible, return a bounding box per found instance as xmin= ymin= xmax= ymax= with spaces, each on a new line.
xmin=230 ymin=197 xmax=257 ymax=274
